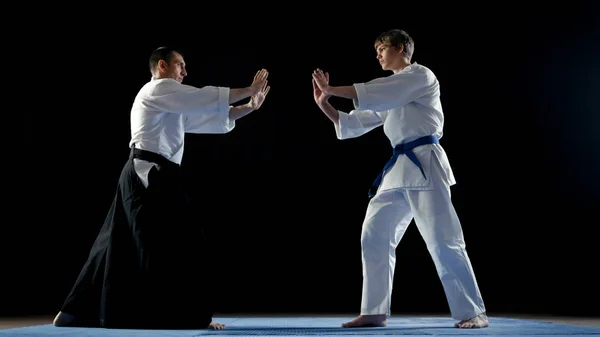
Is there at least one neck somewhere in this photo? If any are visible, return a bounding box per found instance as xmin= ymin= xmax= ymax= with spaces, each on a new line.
xmin=392 ymin=58 xmax=411 ymax=74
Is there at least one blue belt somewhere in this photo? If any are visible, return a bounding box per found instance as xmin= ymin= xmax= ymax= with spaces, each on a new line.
xmin=368 ymin=134 xmax=440 ymax=198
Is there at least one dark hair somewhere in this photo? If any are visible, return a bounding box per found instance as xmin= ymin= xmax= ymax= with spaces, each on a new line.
xmin=149 ymin=46 xmax=183 ymax=74
xmin=375 ymin=29 xmax=414 ymax=61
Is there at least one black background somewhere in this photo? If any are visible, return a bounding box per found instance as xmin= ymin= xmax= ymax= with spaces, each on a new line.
xmin=5 ymin=3 xmax=600 ymax=318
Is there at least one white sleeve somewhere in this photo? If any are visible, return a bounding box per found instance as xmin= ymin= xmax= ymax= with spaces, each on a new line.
xmin=146 ymin=80 xmax=230 ymax=116
xmin=184 ymin=110 xmax=235 ymax=134
xmin=335 ymin=109 xmax=383 ymax=140
xmin=353 ymin=68 xmax=437 ymax=112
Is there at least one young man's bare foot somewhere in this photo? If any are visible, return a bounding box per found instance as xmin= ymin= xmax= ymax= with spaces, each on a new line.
xmin=208 ymin=321 xmax=225 ymax=329
xmin=454 ymin=312 xmax=489 ymax=328
xmin=341 ymin=314 xmax=387 ymax=328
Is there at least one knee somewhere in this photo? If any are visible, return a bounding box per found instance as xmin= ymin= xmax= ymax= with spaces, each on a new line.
xmin=360 ymin=232 xmax=389 ymax=258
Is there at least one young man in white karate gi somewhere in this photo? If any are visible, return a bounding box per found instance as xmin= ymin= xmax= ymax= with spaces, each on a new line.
xmin=53 ymin=47 xmax=270 ymax=330
xmin=311 ymin=29 xmax=488 ymax=329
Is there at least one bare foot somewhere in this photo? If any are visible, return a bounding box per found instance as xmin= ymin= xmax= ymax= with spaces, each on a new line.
xmin=341 ymin=314 xmax=387 ymax=328
xmin=454 ymin=312 xmax=489 ymax=328
xmin=208 ymin=321 xmax=225 ymax=330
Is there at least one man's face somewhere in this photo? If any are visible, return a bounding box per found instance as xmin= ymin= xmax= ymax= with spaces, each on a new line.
xmin=375 ymin=41 xmax=402 ymax=71
xmin=159 ymin=52 xmax=187 ymax=82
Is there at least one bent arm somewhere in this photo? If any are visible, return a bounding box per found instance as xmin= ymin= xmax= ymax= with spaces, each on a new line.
xmin=353 ymin=69 xmax=437 ymax=111
xmin=315 ymin=101 xmax=382 ymax=140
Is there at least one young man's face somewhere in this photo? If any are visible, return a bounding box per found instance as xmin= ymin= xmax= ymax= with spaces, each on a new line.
xmin=375 ymin=41 xmax=403 ymax=72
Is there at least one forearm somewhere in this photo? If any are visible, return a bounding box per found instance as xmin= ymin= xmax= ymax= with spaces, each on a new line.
xmin=317 ymin=101 xmax=340 ymax=125
xmin=325 ymin=85 xmax=357 ymax=100
xmin=229 ymin=103 xmax=254 ymax=121
xmin=229 ymin=87 xmax=256 ymax=104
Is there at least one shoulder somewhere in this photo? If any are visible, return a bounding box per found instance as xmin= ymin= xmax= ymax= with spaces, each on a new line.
xmin=143 ymin=78 xmax=192 ymax=97
xmin=405 ymin=63 xmax=438 ymax=86
xmin=407 ymin=63 xmax=436 ymax=77
xmin=152 ymin=78 xmax=181 ymax=90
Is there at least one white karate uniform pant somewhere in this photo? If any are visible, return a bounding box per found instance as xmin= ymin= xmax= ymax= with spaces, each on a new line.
xmin=360 ymin=157 xmax=486 ymax=321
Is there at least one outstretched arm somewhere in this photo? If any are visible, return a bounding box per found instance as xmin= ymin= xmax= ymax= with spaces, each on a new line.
xmin=312 ymin=68 xmax=357 ymax=100
xmin=311 ymin=71 xmax=382 ymax=139
xmin=181 ymin=71 xmax=270 ymax=133
xmin=229 ymin=69 xmax=269 ymax=104
xmin=317 ymin=66 xmax=437 ymax=112
xmin=229 ymin=80 xmax=271 ymax=120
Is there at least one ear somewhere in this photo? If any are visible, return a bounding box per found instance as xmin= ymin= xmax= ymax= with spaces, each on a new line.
xmin=158 ymin=59 xmax=168 ymax=71
xmin=396 ymin=44 xmax=404 ymax=55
